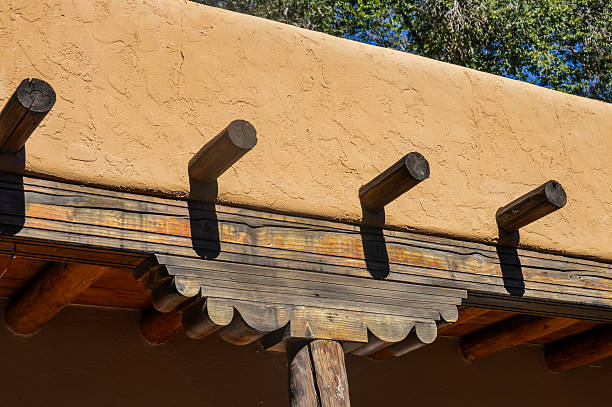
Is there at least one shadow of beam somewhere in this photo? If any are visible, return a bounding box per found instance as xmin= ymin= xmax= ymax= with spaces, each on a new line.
xmin=496 ymin=227 xmax=524 ymax=296
xmin=359 ymin=205 xmax=390 ymax=280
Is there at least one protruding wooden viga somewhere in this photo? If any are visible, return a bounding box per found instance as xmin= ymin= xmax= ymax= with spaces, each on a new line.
xmin=0 ymin=78 xmax=56 ymax=153
xmin=188 ymin=119 xmax=257 ymax=184
xmin=359 ymin=152 xmax=430 ymax=211
xmin=496 ymin=180 xmax=567 ymax=231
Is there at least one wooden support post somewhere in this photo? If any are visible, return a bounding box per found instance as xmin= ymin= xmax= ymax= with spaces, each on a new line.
xmin=359 ymin=152 xmax=430 ymax=211
xmin=496 ymin=180 xmax=567 ymax=232
xmin=5 ymin=262 xmax=106 ymax=335
xmin=0 ymin=78 xmax=56 ymax=153
xmin=460 ymin=315 xmax=577 ymax=362
xmin=288 ymin=340 xmax=351 ymax=407
xmin=140 ymin=307 xmax=183 ymax=345
xmin=545 ymin=325 xmax=612 ymax=373
xmin=188 ymin=119 xmax=257 ymax=184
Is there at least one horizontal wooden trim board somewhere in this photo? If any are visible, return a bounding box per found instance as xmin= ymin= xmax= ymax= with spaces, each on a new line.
xmin=0 ymin=173 xmax=611 ymax=348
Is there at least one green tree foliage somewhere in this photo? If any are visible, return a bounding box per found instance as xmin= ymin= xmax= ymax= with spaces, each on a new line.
xmin=197 ymin=1 xmax=611 ymax=102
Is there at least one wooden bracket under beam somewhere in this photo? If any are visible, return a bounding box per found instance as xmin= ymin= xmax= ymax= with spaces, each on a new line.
xmin=188 ymin=120 xmax=257 ymax=184
xmin=359 ymin=152 xmax=430 ymax=211
xmin=368 ymin=307 xmax=490 ymax=360
xmin=460 ymin=315 xmax=577 ymax=362
xmin=0 ymin=78 xmax=56 ymax=153
xmin=545 ymin=324 xmax=612 ymax=373
xmin=287 ymin=340 xmax=351 ymax=407
xmin=496 ymin=180 xmax=567 ymax=232
xmin=5 ymin=262 xmax=106 ymax=335
xmin=140 ymin=307 xmax=183 ymax=345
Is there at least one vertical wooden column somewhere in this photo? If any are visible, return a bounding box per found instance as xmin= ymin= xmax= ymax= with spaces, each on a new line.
xmin=288 ymin=340 xmax=351 ymax=407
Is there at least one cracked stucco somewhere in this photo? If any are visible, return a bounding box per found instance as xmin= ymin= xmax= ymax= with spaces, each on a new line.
xmin=1 ymin=0 xmax=611 ymax=261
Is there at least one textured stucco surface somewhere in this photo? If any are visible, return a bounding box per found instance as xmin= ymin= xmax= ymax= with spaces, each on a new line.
xmin=0 ymin=299 xmax=611 ymax=407
xmin=1 ymin=0 xmax=611 ymax=260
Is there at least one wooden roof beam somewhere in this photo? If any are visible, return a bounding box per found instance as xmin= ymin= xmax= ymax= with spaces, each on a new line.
xmin=359 ymin=152 xmax=429 ymax=211
xmin=460 ymin=314 xmax=577 ymax=362
xmin=188 ymin=120 xmax=257 ymax=184
xmin=0 ymin=78 xmax=56 ymax=153
xmin=5 ymin=262 xmax=106 ymax=335
xmin=496 ymin=180 xmax=567 ymax=232
xmin=545 ymin=324 xmax=612 ymax=373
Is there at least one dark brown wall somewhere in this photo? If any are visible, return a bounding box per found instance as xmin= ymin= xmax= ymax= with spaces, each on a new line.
xmin=0 ymin=299 xmax=610 ymax=406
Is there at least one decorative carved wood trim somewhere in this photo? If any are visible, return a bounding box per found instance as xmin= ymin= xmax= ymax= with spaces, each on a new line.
xmin=134 ymin=255 xmax=465 ymax=348
xmin=1 ymin=173 xmax=612 ymax=352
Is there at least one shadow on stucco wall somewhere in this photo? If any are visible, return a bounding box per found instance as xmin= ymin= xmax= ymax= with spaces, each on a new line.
xmin=496 ymin=227 xmax=525 ymax=296
xmin=187 ymin=178 xmax=221 ymax=260
xmin=359 ymin=205 xmax=390 ymax=280
xmin=0 ymin=149 xmax=26 ymax=237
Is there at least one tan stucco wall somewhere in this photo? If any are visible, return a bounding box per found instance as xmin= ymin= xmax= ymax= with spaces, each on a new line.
xmin=0 ymin=299 xmax=610 ymax=406
xmin=1 ymin=0 xmax=611 ymax=260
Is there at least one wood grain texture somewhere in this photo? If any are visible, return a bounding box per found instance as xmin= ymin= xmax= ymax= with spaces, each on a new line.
xmin=460 ymin=315 xmax=578 ymax=361
xmin=0 ymin=79 xmax=56 ymax=153
xmin=5 ymin=262 xmax=107 ymax=335
xmin=359 ymin=152 xmax=430 ymax=211
xmin=369 ymin=307 xmax=491 ymax=360
xmin=0 ymin=255 xmax=150 ymax=309
xmin=288 ymin=342 xmax=319 ymax=407
xmin=188 ymin=120 xmax=257 ymax=184
xmin=0 ymin=173 xmax=611 ymax=350
xmin=289 ymin=340 xmax=351 ymax=407
xmin=545 ymin=324 xmax=612 ymax=373
xmin=0 ymin=174 xmax=610 ymax=324
xmin=140 ymin=307 xmax=183 ymax=345
xmin=137 ymin=260 xmax=462 ymax=346
xmin=496 ymin=180 xmax=567 ymax=232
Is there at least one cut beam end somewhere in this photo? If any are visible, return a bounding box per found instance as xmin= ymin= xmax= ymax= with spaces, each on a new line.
xmin=496 ymin=180 xmax=567 ymax=232
xmin=188 ymin=119 xmax=257 ymax=184
xmin=0 ymin=78 xmax=56 ymax=153
xmin=359 ymin=152 xmax=430 ymax=211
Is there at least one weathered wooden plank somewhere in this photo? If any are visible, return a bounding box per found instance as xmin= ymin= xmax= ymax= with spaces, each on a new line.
xmin=2 ymin=184 xmax=610 ymax=301
xmin=5 ymin=262 xmax=107 ymax=334
xmin=460 ymin=315 xmax=578 ymax=361
xmin=496 ymin=180 xmax=567 ymax=232
xmin=0 ymin=79 xmax=56 ymax=153
xmin=0 ymin=174 xmax=611 ymax=323
xmin=545 ymin=325 xmax=612 ymax=373
xmin=0 ymin=235 xmax=146 ymax=268
xmin=359 ymin=152 xmax=430 ymax=211
xmin=9 ymin=175 xmax=611 ymax=274
xmin=188 ymin=120 xmax=257 ymax=184
xmin=288 ymin=340 xmax=351 ymax=407
xmin=3 ymin=211 xmax=609 ymax=308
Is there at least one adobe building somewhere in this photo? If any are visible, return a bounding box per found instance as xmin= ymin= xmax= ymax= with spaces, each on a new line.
xmin=0 ymin=0 xmax=611 ymax=406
